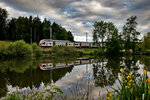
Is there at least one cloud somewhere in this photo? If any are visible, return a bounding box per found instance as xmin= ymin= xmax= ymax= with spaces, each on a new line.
xmin=0 ymin=0 xmax=150 ymax=41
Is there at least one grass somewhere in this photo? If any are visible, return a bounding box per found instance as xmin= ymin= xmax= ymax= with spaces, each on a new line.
xmin=1 ymin=85 xmax=63 ymax=100
xmin=76 ymin=48 xmax=97 ymax=55
xmin=107 ymin=65 xmax=150 ymax=100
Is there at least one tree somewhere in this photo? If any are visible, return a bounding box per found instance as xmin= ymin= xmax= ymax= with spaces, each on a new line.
xmin=1 ymin=7 xmax=74 ymax=43
xmin=93 ymin=21 xmax=122 ymax=54
xmin=105 ymin=22 xmax=122 ymax=54
xmin=93 ymin=21 xmax=107 ymax=52
xmin=141 ymin=32 xmax=150 ymax=52
xmin=52 ymin=22 xmax=74 ymax=41
xmin=42 ymin=18 xmax=51 ymax=39
xmin=0 ymin=7 xmax=8 ymax=40
xmin=67 ymin=31 xmax=74 ymax=41
xmin=122 ymin=16 xmax=140 ymax=52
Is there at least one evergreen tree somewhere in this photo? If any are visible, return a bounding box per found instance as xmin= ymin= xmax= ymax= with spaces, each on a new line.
xmin=0 ymin=7 xmax=8 ymax=40
xmin=122 ymin=16 xmax=140 ymax=52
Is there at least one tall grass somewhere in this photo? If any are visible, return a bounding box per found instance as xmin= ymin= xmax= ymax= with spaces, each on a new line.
xmin=32 ymin=43 xmax=42 ymax=56
xmin=0 ymin=41 xmax=12 ymax=58
xmin=52 ymin=46 xmax=78 ymax=56
xmin=108 ymin=66 xmax=150 ymax=100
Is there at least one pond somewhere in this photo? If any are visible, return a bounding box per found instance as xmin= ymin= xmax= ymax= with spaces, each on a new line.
xmin=0 ymin=56 xmax=150 ymax=99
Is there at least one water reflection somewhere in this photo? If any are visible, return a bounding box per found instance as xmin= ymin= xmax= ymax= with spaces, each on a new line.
xmin=0 ymin=56 xmax=150 ymax=99
xmin=93 ymin=56 xmax=121 ymax=87
xmin=0 ymin=57 xmax=76 ymax=98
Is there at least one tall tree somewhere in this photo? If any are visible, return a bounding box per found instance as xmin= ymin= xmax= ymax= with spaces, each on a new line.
xmin=7 ymin=18 xmax=16 ymax=40
xmin=93 ymin=21 xmax=107 ymax=51
xmin=42 ymin=18 xmax=51 ymax=39
xmin=0 ymin=7 xmax=8 ymax=40
xmin=122 ymin=16 xmax=140 ymax=52
xmin=105 ymin=22 xmax=122 ymax=54
xmin=32 ymin=16 xmax=42 ymax=43
xmin=67 ymin=31 xmax=74 ymax=41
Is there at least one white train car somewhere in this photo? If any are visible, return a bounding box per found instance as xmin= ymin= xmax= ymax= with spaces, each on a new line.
xmin=39 ymin=39 xmax=74 ymax=47
xmin=39 ymin=39 xmax=98 ymax=48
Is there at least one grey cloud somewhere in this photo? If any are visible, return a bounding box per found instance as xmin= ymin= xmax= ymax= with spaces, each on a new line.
xmin=1 ymin=0 xmax=150 ymax=41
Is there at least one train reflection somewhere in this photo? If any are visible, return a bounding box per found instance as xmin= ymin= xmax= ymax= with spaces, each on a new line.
xmin=39 ymin=58 xmax=96 ymax=70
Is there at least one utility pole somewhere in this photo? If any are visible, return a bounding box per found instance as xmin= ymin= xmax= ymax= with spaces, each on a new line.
xmin=50 ymin=27 xmax=52 ymax=39
xmin=86 ymin=32 xmax=88 ymax=42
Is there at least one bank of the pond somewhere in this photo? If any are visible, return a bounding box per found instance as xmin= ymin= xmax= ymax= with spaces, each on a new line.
xmin=1 ymin=40 xmax=150 ymax=60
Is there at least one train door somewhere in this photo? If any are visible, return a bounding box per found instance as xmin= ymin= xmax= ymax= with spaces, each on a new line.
xmin=66 ymin=42 xmax=68 ymax=46
xmin=89 ymin=43 xmax=91 ymax=48
xmin=53 ymin=41 xmax=56 ymax=46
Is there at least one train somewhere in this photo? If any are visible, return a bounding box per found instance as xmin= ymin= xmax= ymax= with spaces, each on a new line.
xmin=39 ymin=39 xmax=98 ymax=48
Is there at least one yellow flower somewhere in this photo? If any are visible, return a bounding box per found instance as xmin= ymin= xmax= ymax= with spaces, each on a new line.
xmin=106 ymin=97 xmax=111 ymax=100
xmin=143 ymin=70 xmax=147 ymax=74
xmin=108 ymin=89 xmax=111 ymax=92
xmin=120 ymin=68 xmax=124 ymax=73
xmin=125 ymin=85 xmax=130 ymax=88
xmin=129 ymin=73 xmax=132 ymax=76
xmin=147 ymin=78 xmax=150 ymax=83
xmin=108 ymin=93 xmax=112 ymax=97
xmin=129 ymin=80 xmax=134 ymax=83
xmin=127 ymin=75 xmax=131 ymax=79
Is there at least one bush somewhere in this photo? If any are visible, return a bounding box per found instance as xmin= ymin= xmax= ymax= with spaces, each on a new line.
xmin=0 ymin=41 xmax=12 ymax=57
xmin=8 ymin=40 xmax=32 ymax=57
xmin=32 ymin=43 xmax=42 ymax=56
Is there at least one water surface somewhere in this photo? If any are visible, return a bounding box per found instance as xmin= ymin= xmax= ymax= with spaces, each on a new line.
xmin=0 ymin=56 xmax=150 ymax=99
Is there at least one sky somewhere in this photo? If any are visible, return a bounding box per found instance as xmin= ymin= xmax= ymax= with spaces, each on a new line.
xmin=0 ymin=0 xmax=150 ymax=42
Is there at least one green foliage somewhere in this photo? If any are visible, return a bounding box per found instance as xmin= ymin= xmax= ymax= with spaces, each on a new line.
xmin=93 ymin=20 xmax=107 ymax=50
xmin=110 ymin=66 xmax=150 ymax=100
xmin=93 ymin=21 xmax=122 ymax=54
xmin=141 ymin=32 xmax=150 ymax=52
xmin=0 ymin=7 xmax=74 ymax=43
xmin=52 ymin=46 xmax=77 ymax=56
xmin=77 ymin=48 xmax=97 ymax=55
xmin=32 ymin=43 xmax=42 ymax=56
xmin=106 ymin=37 xmax=122 ymax=55
xmin=122 ymin=16 xmax=140 ymax=52
xmin=52 ymin=22 xmax=74 ymax=41
xmin=0 ymin=41 xmax=12 ymax=59
xmin=8 ymin=40 xmax=32 ymax=57
xmin=0 ymin=7 xmax=8 ymax=40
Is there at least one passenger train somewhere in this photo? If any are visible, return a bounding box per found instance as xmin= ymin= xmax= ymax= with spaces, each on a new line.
xmin=39 ymin=39 xmax=98 ymax=48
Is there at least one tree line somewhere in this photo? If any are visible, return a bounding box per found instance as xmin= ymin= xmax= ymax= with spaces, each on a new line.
xmin=0 ymin=7 xmax=74 ymax=43
xmin=93 ymin=16 xmax=149 ymax=54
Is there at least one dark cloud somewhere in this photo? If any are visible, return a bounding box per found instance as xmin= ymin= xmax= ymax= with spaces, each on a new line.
xmin=0 ymin=0 xmax=150 ymax=41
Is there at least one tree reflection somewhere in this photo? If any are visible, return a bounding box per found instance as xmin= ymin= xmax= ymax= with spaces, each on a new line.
xmin=0 ymin=57 xmax=75 ymax=98
xmin=93 ymin=56 xmax=121 ymax=87
xmin=140 ymin=56 xmax=150 ymax=71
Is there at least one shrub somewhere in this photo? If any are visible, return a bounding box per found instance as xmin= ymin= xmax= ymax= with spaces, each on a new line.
xmin=32 ymin=43 xmax=42 ymax=56
xmin=8 ymin=40 xmax=32 ymax=57
xmin=0 ymin=41 xmax=12 ymax=57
